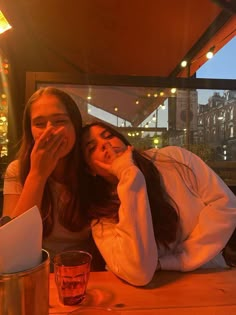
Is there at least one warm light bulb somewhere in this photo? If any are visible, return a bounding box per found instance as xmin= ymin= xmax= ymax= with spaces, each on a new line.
xmin=181 ymin=60 xmax=188 ymax=68
xmin=206 ymin=46 xmax=215 ymax=59
xmin=206 ymin=51 xmax=213 ymax=59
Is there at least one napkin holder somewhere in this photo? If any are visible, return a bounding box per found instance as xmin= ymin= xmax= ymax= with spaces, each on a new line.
xmin=0 ymin=249 xmax=50 ymax=315
xmin=0 ymin=206 xmax=50 ymax=315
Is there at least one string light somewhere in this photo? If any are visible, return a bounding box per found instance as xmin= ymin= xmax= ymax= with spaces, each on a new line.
xmin=206 ymin=46 xmax=215 ymax=59
xmin=0 ymin=54 xmax=9 ymax=157
xmin=180 ymin=27 xmax=236 ymax=72
xmin=181 ymin=60 xmax=188 ymax=68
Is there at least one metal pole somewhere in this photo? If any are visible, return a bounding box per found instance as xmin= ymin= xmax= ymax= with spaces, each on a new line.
xmin=186 ymin=64 xmax=191 ymax=149
xmin=155 ymin=108 xmax=158 ymax=129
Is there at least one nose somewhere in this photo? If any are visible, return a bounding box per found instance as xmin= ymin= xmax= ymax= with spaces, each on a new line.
xmin=46 ymin=121 xmax=55 ymax=128
xmin=101 ymin=141 xmax=111 ymax=151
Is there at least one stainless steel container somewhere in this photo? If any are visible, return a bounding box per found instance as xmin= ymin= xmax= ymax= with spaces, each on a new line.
xmin=0 ymin=249 xmax=50 ymax=315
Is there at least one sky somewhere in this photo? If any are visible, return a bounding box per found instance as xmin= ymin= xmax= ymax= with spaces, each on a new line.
xmin=196 ymin=36 xmax=236 ymax=104
xmin=197 ymin=36 xmax=236 ymax=80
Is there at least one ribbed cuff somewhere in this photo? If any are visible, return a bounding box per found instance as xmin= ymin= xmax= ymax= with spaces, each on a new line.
xmin=159 ymin=255 xmax=182 ymax=271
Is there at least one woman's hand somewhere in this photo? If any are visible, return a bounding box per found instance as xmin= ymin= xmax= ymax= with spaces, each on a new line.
xmin=30 ymin=126 xmax=67 ymax=179
xmin=94 ymin=145 xmax=135 ymax=179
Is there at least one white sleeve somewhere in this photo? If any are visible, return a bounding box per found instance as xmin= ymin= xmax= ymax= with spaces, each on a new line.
xmin=91 ymin=162 xmax=158 ymax=286
xmin=3 ymin=160 xmax=22 ymax=195
xmin=159 ymin=147 xmax=236 ymax=271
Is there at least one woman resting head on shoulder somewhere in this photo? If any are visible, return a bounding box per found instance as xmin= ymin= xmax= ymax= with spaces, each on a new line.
xmin=81 ymin=121 xmax=236 ymax=286
xmin=3 ymin=88 xmax=104 ymax=270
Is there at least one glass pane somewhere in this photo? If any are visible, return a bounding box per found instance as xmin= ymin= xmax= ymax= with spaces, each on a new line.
xmin=39 ymin=83 xmax=236 ymax=163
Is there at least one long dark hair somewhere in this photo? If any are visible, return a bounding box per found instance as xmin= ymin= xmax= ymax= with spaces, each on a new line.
xmin=82 ymin=121 xmax=180 ymax=248
xmin=17 ymin=87 xmax=89 ymax=236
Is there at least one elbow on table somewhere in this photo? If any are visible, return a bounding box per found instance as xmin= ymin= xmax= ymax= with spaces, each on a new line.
xmin=119 ymin=265 xmax=156 ymax=286
xmin=130 ymin=273 xmax=155 ymax=287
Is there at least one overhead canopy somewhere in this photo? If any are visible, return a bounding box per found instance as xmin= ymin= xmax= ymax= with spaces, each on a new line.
xmin=0 ymin=0 xmax=236 ymax=127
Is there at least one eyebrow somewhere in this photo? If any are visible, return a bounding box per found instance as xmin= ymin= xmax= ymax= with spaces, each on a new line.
xmin=32 ymin=113 xmax=69 ymax=121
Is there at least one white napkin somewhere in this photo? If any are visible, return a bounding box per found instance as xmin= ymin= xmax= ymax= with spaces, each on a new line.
xmin=0 ymin=205 xmax=43 ymax=274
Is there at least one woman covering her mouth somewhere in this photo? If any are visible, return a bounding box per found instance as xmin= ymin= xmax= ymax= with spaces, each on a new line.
xmin=2 ymin=88 xmax=105 ymax=270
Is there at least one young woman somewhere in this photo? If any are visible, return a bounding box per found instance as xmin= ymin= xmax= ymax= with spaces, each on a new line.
xmin=81 ymin=121 xmax=236 ymax=286
xmin=2 ymin=87 xmax=104 ymax=270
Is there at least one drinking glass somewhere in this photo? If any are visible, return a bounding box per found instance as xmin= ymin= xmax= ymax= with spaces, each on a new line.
xmin=53 ymin=250 xmax=92 ymax=306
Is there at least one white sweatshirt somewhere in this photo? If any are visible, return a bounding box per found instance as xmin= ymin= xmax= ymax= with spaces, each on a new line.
xmin=91 ymin=146 xmax=236 ymax=286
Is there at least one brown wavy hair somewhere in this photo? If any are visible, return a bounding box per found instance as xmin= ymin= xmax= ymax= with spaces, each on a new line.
xmin=17 ymin=87 xmax=90 ymax=236
xmin=82 ymin=121 xmax=180 ymax=248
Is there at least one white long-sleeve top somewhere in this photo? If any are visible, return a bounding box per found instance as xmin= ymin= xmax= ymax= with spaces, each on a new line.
xmin=91 ymin=146 xmax=236 ymax=286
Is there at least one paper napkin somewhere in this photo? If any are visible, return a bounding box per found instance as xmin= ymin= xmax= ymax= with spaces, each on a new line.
xmin=0 ymin=205 xmax=43 ymax=274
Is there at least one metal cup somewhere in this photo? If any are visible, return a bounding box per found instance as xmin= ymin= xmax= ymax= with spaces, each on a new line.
xmin=0 ymin=249 xmax=50 ymax=315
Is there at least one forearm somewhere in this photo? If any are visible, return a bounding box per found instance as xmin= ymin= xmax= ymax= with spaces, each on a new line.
xmin=6 ymin=172 xmax=47 ymax=217
xmin=156 ymin=147 xmax=236 ymax=271
xmin=159 ymin=195 xmax=236 ymax=271
xmin=92 ymin=166 xmax=158 ymax=286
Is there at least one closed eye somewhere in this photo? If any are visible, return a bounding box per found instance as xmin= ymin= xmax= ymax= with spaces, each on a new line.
xmin=33 ymin=121 xmax=46 ymax=128
xmin=54 ymin=119 xmax=69 ymax=125
xmin=102 ymin=130 xmax=114 ymax=139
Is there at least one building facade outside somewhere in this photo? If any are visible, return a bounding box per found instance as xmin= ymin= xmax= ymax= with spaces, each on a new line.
xmin=169 ymin=89 xmax=236 ymax=161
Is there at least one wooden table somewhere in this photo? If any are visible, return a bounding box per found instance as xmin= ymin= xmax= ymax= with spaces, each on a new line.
xmin=49 ymin=268 xmax=236 ymax=315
